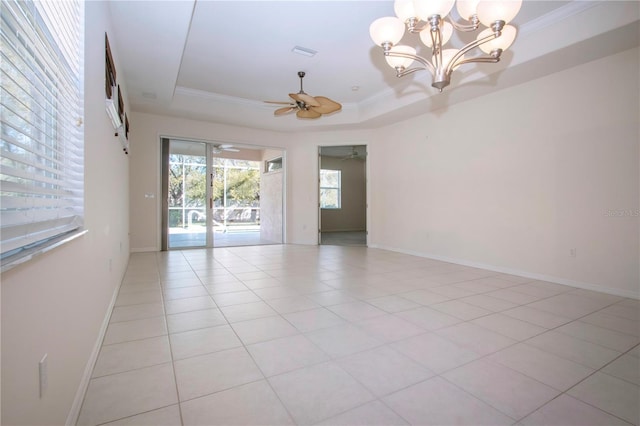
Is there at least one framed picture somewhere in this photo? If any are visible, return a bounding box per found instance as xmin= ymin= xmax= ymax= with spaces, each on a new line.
xmin=117 ymin=84 xmax=124 ymax=121
xmin=105 ymin=32 xmax=129 ymax=154
xmin=105 ymin=33 xmax=116 ymax=99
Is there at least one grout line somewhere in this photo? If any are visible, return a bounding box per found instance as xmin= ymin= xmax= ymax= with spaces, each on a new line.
xmin=113 ymin=246 xmax=639 ymax=425
xmin=93 ymin=403 xmax=180 ymax=426
xmin=199 ymin=274 xmax=300 ymax=425
xmin=158 ymin=250 xmax=187 ymax=426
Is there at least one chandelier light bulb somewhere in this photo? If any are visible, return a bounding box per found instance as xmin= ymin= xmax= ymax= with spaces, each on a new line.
xmin=385 ymin=45 xmax=417 ymax=69
xmin=456 ymin=0 xmax=482 ymax=21
xmin=476 ymin=0 xmax=523 ymax=26
xmin=419 ymin=21 xmax=453 ymax=47
xmin=394 ymin=0 xmax=417 ymax=22
xmin=477 ymin=25 xmax=517 ymax=53
xmin=412 ymin=0 xmax=455 ymax=20
xmin=369 ymin=16 xmax=406 ymax=46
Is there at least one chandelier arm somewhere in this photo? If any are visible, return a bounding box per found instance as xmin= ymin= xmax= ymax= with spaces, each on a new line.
xmin=395 ymin=66 xmax=429 ymax=78
xmin=447 ymin=15 xmax=480 ymax=32
xmin=445 ymin=28 xmax=501 ymax=74
xmin=386 ymin=51 xmax=435 ymax=75
xmin=453 ymin=55 xmax=501 ymax=68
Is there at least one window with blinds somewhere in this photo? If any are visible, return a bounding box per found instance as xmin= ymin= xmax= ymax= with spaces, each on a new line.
xmin=0 ymin=0 xmax=84 ymax=266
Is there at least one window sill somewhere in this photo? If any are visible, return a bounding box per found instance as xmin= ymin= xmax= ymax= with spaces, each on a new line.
xmin=1 ymin=229 xmax=88 ymax=274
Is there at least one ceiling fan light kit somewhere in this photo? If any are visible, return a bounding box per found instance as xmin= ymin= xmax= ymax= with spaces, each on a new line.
xmin=265 ymin=71 xmax=342 ymax=119
xmin=370 ymin=0 xmax=522 ymax=92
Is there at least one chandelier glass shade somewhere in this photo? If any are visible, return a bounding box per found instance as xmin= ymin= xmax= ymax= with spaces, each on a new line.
xmin=370 ymin=0 xmax=523 ymax=91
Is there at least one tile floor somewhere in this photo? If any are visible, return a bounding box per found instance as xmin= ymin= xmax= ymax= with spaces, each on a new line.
xmin=77 ymin=245 xmax=640 ymax=426
xmin=169 ymin=230 xmax=281 ymax=249
xmin=320 ymin=231 xmax=367 ymax=246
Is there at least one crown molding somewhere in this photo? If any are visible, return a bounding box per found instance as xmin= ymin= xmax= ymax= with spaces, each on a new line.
xmin=174 ymin=86 xmax=267 ymax=107
xmin=519 ymin=0 xmax=604 ymax=37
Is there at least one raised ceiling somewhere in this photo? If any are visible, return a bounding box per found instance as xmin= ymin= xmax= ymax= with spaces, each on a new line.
xmin=107 ymin=1 xmax=640 ymax=132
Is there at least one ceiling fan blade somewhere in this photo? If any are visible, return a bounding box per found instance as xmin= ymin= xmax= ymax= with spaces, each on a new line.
xmin=264 ymin=100 xmax=294 ymax=105
xmin=297 ymin=93 xmax=321 ymax=107
xmin=275 ymin=106 xmax=296 ymax=116
xmin=296 ymin=109 xmax=321 ymax=119
xmin=310 ymin=96 xmax=342 ymax=114
xmin=223 ymin=148 xmax=240 ymax=152
xmin=289 ymin=93 xmax=302 ymax=102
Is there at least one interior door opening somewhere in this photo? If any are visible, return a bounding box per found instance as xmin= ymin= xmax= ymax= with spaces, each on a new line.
xmin=161 ymin=138 xmax=284 ymax=250
xmin=318 ymin=145 xmax=367 ymax=246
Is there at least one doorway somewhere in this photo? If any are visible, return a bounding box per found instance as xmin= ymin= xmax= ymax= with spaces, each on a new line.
xmin=318 ymin=145 xmax=367 ymax=246
xmin=161 ymin=138 xmax=284 ymax=250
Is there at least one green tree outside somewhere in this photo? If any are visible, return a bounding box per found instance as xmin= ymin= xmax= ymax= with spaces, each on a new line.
xmin=169 ymin=156 xmax=260 ymax=227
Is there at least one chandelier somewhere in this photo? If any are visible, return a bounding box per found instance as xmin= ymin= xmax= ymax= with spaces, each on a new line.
xmin=369 ymin=0 xmax=522 ymax=91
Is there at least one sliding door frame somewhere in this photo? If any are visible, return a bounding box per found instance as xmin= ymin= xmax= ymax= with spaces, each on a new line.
xmin=160 ymin=136 xmax=287 ymax=250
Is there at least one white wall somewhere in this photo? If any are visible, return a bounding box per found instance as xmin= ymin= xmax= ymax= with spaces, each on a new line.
xmin=320 ymin=156 xmax=367 ymax=232
xmin=368 ymin=47 xmax=639 ymax=298
xmin=260 ymin=170 xmax=284 ymax=243
xmin=282 ymin=130 xmax=375 ymax=243
xmin=129 ymin=48 xmax=638 ymax=300
xmin=260 ymin=148 xmax=285 ymax=243
xmin=0 ymin=2 xmax=131 ymax=424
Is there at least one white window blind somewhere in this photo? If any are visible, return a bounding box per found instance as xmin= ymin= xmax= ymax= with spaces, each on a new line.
xmin=1 ymin=0 xmax=84 ymax=262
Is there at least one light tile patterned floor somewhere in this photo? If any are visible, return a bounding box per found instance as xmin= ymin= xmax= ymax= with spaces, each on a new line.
xmin=77 ymin=245 xmax=640 ymax=426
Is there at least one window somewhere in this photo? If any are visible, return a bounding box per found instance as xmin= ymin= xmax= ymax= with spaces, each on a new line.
xmin=265 ymin=157 xmax=282 ymax=172
xmin=320 ymin=169 xmax=341 ymax=209
xmin=1 ymin=0 xmax=84 ymax=266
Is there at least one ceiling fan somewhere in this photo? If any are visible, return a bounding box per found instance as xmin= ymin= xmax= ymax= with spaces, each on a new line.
xmin=341 ymin=147 xmax=365 ymax=161
xmin=265 ymin=71 xmax=342 ymax=119
xmin=212 ymin=144 xmax=239 ymax=154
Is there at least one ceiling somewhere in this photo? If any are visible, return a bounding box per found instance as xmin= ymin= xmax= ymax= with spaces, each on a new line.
xmin=107 ymin=1 xmax=640 ymax=133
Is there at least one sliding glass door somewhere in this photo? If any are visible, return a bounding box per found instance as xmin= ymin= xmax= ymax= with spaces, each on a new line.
xmin=167 ymin=141 xmax=209 ymax=249
xmin=211 ymin=158 xmax=262 ymax=247
xmin=162 ymin=138 xmax=284 ymax=250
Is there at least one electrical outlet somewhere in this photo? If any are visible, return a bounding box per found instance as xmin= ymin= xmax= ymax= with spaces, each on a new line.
xmin=570 ymin=248 xmax=577 ymax=257
xmin=39 ymin=354 xmax=48 ymax=398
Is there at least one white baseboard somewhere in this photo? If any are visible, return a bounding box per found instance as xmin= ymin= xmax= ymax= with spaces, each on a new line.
xmin=65 ymin=270 xmax=125 ymax=425
xmin=368 ymin=244 xmax=639 ymax=300
xmin=321 ymin=229 xmax=366 ymax=233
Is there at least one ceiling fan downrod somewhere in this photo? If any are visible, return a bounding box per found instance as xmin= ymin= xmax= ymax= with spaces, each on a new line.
xmin=298 ymin=71 xmax=306 ymax=94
